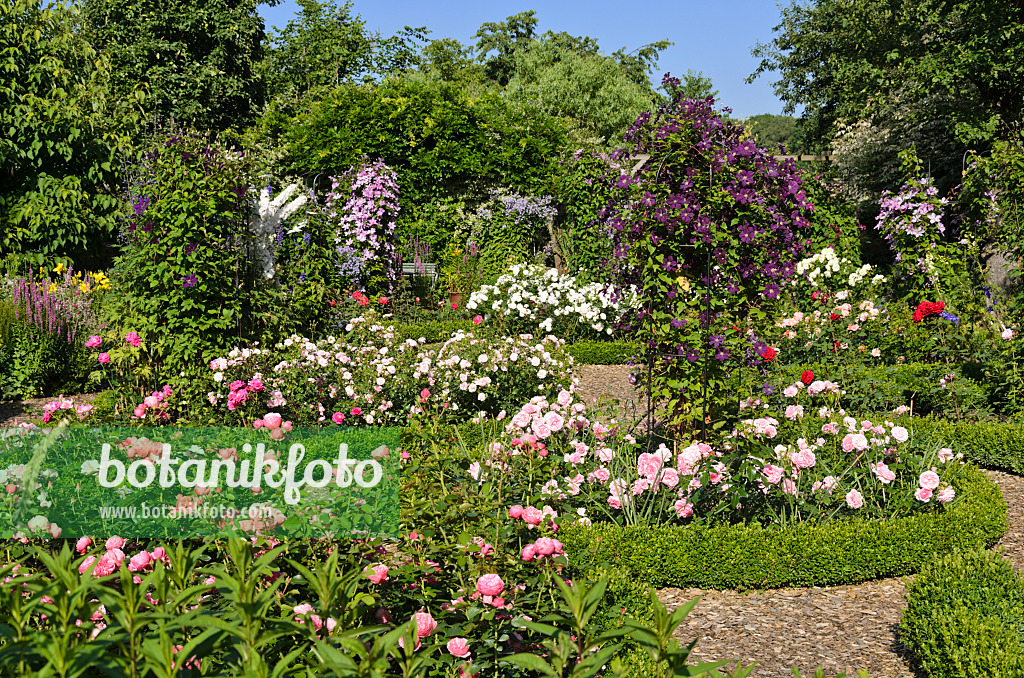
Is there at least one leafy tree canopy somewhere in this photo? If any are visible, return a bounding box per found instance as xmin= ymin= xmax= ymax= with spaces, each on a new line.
xmin=81 ymin=0 xmax=275 ymax=131
xmin=1 ymin=0 xmax=141 ymax=265
xmin=261 ymin=0 xmax=428 ymax=103
xmin=744 ymin=113 xmax=802 ymax=153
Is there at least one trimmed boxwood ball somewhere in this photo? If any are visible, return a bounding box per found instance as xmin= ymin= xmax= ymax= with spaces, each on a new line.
xmin=561 ymin=464 xmax=1006 ymax=590
xmin=902 ymin=548 xmax=1024 ymax=677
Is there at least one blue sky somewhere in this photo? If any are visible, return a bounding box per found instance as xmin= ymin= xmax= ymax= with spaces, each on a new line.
xmin=256 ymin=1 xmax=793 ymax=119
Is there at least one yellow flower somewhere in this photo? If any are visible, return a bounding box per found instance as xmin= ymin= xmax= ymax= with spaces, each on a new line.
xmin=79 ymin=283 xmax=91 ymax=294
xmin=53 ymin=263 xmax=66 ymax=275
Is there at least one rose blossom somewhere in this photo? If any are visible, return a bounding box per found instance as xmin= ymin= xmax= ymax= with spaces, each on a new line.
xmin=414 ymin=612 xmax=437 ymax=638
xmin=890 ymin=426 xmax=909 ymax=443
xmin=915 ymin=487 xmax=933 ymax=502
xmin=85 ymin=335 xmax=102 ymax=348
xmin=367 ymin=564 xmax=389 ymax=585
xmin=76 ymin=536 xmax=92 ymax=554
xmin=476 ymin=573 xmax=504 ymax=597
xmin=447 ymin=638 xmax=471 ymax=658
xmin=936 ymin=487 xmax=955 ymax=503
xmin=845 ymin=489 xmax=863 ymax=509
xmin=918 ymin=470 xmax=941 ymax=490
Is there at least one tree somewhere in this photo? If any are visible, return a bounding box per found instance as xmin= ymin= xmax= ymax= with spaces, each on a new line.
xmin=81 ymin=0 xmax=275 ymax=131
xmin=473 ymin=10 xmax=539 ymax=86
xmin=261 ymin=0 xmax=427 ymax=102
xmin=749 ymin=0 xmax=1024 ymax=196
xmin=504 ymin=32 xmax=661 ymax=144
xmin=0 ymin=0 xmax=140 ymax=264
xmin=744 ymin=113 xmax=801 ymax=153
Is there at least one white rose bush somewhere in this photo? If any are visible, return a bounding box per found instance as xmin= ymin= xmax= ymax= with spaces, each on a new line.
xmin=466 ymin=264 xmax=638 ymax=343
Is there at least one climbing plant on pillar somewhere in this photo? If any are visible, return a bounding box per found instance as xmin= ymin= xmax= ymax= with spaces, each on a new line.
xmin=606 ymin=81 xmax=813 ymax=436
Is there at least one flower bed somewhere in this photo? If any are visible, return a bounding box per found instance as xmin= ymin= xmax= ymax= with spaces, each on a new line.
xmin=561 ymin=463 xmax=1004 ymax=589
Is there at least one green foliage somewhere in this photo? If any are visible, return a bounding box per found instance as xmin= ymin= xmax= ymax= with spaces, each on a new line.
xmin=768 ymin=362 xmax=989 ymax=419
xmin=0 ymin=0 xmax=138 ymax=264
xmin=796 ymin=172 xmax=863 ymax=261
xmin=750 ymin=0 xmax=1024 ymax=196
xmin=81 ymin=0 xmax=271 ymax=131
xmin=658 ymin=69 xmax=718 ymax=103
xmin=909 ymin=417 xmax=1024 ymax=476
xmin=103 ymin=131 xmax=266 ymax=381
xmin=503 ymin=33 xmax=658 ymax=144
xmin=565 ymin=341 xmax=640 ymax=365
xmin=391 ymin=320 xmax=479 ymax=345
xmin=261 ymin=0 xmax=427 ymax=103
xmin=280 ymin=78 xmax=565 ymax=236
xmin=561 ymin=464 xmax=1005 ymax=589
xmin=472 ymin=10 xmax=540 ymax=86
xmin=902 ymin=548 xmax=1024 ymax=677
xmin=548 ymin=150 xmax=623 ymax=279
xmin=744 ymin=113 xmax=802 ymax=153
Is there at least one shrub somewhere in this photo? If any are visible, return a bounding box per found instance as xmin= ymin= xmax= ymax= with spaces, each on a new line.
xmin=565 ymin=340 xmax=640 ymax=365
xmin=560 ymin=464 xmax=1005 ymax=589
xmin=902 ymin=548 xmax=1024 ymax=677
xmin=103 ymin=130 xmax=267 ymax=380
xmin=909 ymin=418 xmax=1024 ymax=475
xmin=467 ymin=264 xmax=637 ymax=343
xmin=391 ymin=320 xmax=479 ymax=345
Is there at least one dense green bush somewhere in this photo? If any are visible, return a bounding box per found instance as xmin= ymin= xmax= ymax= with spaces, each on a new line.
xmin=768 ymin=361 xmax=989 ymax=417
xmin=561 ymin=464 xmax=1005 ymax=589
xmin=391 ymin=319 xmax=480 ymax=345
xmin=902 ymin=548 xmax=1024 ymax=677
xmin=910 ymin=417 xmax=1024 ymax=475
xmin=565 ymin=340 xmax=640 ymax=365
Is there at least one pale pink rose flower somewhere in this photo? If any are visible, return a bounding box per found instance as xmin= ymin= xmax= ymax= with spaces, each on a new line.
xmin=522 ymin=507 xmax=543 ymax=526
xmin=557 ymin=390 xmax=572 ymax=407
xmin=937 ymin=448 xmax=954 ymax=463
xmin=76 ymin=536 xmax=92 ymax=554
xmin=674 ymin=500 xmax=693 ymax=518
xmin=598 ymin=447 xmax=615 ymax=462
xmin=293 ymin=603 xmax=314 ymax=616
xmin=936 ymin=487 xmax=955 ymax=503
xmin=543 ymin=411 xmax=564 ymax=432
xmin=761 ymin=465 xmax=784 ymax=484
xmin=263 ymin=413 xmax=282 ymax=429
xmin=783 ymin=385 xmax=799 ymax=398
xmin=915 ymin=487 xmax=933 ymax=502
xmin=872 ymin=462 xmax=896 ymax=484
xmin=534 ymin=423 xmax=552 ymax=439
xmin=447 ymin=638 xmax=471 ymax=658
xmin=660 ymin=468 xmax=680 ymax=487
xmin=845 ymin=489 xmax=863 ymax=509
xmin=105 ymin=536 xmax=125 ymax=551
xmin=890 ymin=426 xmax=909 ymax=443
xmin=367 ymin=564 xmax=388 ymax=585
xmin=509 ymin=505 xmax=524 ymax=519
xmin=918 ymin=470 xmax=941 ymax=490
xmin=790 ymin=449 xmax=816 ymax=469
xmin=78 ymin=556 xmax=97 ymax=574
xmin=128 ymin=551 xmax=151 ymax=572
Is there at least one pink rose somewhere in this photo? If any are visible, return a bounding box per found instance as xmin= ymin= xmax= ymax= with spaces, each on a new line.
xmin=263 ymin=413 xmax=282 ymax=429
xmin=76 ymin=536 xmax=92 ymax=554
xmin=92 ymin=553 xmax=119 ymax=577
xmin=472 ymin=315 xmax=483 ymax=325
xmin=476 ymin=573 xmax=504 ymax=597
xmin=660 ymin=468 xmax=679 ymax=487
xmin=447 ymin=637 xmax=471 ymax=658
xmin=78 ymin=556 xmax=97 ymax=574
xmin=522 ymin=507 xmax=543 ymax=526
xmin=128 ymin=551 xmax=151 ymax=572
xmin=150 ymin=547 xmax=168 ymax=563
xmin=845 ymin=489 xmax=863 ymax=509
xmin=332 ymin=412 xmax=345 ymax=425
xmin=533 ymin=538 xmax=555 ymax=556
xmin=521 ymin=544 xmax=537 ymax=561
xmin=420 ymin=388 xmax=430 ymax=401
xmin=936 ymin=487 xmax=955 ymax=503
xmin=872 ymin=462 xmax=896 ymax=484
xmin=105 ymin=536 xmax=125 ymax=551
xmin=918 ymin=470 xmax=940 ymax=490
xmin=125 ymin=331 xmax=141 ymax=347
xmin=890 ymin=426 xmax=909 ymax=443
xmin=674 ymin=500 xmax=693 ymax=518
xmin=414 ymin=611 xmax=437 ymax=639
xmin=915 ymin=487 xmax=933 ymax=502
xmin=938 ymin=448 xmax=954 ymax=463
xmin=509 ymin=505 xmax=524 ymax=520
xmin=97 ymin=353 xmax=110 ymax=364
xmin=85 ymin=335 xmax=102 ymax=348
xmin=367 ymin=564 xmax=389 ymax=585
xmin=351 ymin=407 xmax=362 ymax=416
xmin=761 ymin=464 xmax=784 ymax=485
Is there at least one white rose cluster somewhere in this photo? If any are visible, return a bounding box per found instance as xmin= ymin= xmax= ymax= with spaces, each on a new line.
xmin=466 ymin=264 xmax=637 ymax=342
xmin=794 ymin=247 xmax=885 ymax=292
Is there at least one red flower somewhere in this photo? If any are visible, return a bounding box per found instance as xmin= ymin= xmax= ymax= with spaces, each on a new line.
xmin=913 ymin=300 xmax=946 ymax=323
xmin=829 ymin=313 xmax=840 ymax=321
xmin=378 ymin=297 xmax=389 ymax=305
xmin=800 ymin=370 xmax=814 ymax=385
xmin=328 ymin=300 xmax=336 ymax=307
xmin=761 ymin=347 xmax=777 ymax=362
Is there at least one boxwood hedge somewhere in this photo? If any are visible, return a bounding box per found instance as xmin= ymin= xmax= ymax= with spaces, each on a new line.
xmin=561 ymin=464 xmax=1006 ymax=590
xmin=902 ymin=548 xmax=1024 ymax=677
